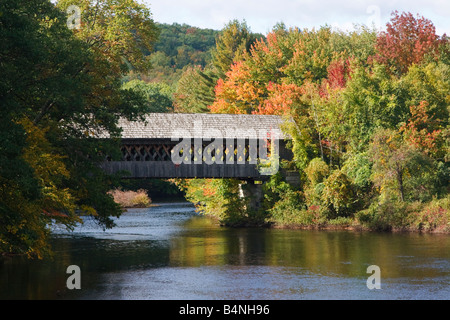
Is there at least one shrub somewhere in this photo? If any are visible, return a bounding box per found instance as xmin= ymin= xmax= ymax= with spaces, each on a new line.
xmin=355 ymin=204 xmax=393 ymax=231
xmin=411 ymin=196 xmax=450 ymax=232
xmin=108 ymin=189 xmax=151 ymax=208
xmin=356 ymin=196 xmax=450 ymax=232
xmin=304 ymin=158 xmax=329 ymax=185
xmin=267 ymin=190 xmax=331 ymax=227
xmin=267 ymin=189 xmax=305 ymax=225
xmin=321 ymin=169 xmax=357 ymax=218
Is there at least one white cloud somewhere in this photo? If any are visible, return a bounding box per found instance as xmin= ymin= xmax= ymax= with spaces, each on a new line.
xmin=144 ymin=0 xmax=450 ymax=35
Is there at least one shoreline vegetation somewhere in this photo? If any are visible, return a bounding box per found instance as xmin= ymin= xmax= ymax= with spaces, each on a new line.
xmin=265 ymin=194 xmax=450 ymax=234
xmin=181 ymin=176 xmax=450 ymax=234
xmin=199 ymin=201 xmax=450 ymax=234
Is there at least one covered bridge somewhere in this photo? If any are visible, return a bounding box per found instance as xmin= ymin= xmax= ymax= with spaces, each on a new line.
xmin=101 ymin=113 xmax=294 ymax=180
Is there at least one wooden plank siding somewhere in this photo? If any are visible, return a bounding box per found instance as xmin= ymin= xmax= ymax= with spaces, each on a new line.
xmin=101 ymin=139 xmax=293 ymax=180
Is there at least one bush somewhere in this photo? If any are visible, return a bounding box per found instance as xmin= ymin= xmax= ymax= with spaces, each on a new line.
xmin=355 ymin=201 xmax=409 ymax=231
xmin=304 ymin=158 xmax=329 ymax=185
xmin=267 ymin=189 xmax=305 ymax=224
xmin=321 ymin=169 xmax=357 ymax=218
xmin=411 ymin=196 xmax=450 ymax=232
xmin=267 ymin=189 xmax=331 ymax=227
xmin=108 ymin=189 xmax=152 ymax=208
xmin=355 ymin=204 xmax=394 ymax=232
xmin=356 ymin=196 xmax=450 ymax=232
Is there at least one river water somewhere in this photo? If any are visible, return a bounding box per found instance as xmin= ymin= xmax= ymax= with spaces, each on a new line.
xmin=1 ymin=202 xmax=449 ymax=300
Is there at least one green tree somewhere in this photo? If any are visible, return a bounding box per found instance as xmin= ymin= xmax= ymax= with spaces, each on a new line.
xmin=174 ymin=66 xmax=218 ymax=113
xmin=339 ymin=62 xmax=408 ymax=152
xmin=0 ymin=0 xmax=158 ymax=257
xmin=0 ymin=0 xmax=94 ymax=257
xmin=57 ymin=0 xmax=159 ymax=73
xmin=369 ymin=128 xmax=437 ymax=203
xmin=123 ymin=80 xmax=174 ymax=113
xmin=211 ymin=19 xmax=261 ymax=78
xmin=321 ymin=169 xmax=356 ymax=218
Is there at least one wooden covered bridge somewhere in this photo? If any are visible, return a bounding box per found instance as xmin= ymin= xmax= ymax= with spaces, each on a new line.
xmin=101 ymin=113 xmax=296 ymax=181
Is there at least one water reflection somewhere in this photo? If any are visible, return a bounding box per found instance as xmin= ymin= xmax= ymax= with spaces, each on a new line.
xmin=1 ymin=203 xmax=449 ymax=300
xmin=170 ymin=216 xmax=450 ymax=280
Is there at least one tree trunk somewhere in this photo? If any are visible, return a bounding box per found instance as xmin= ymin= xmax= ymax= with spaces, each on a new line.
xmin=396 ymin=164 xmax=405 ymax=202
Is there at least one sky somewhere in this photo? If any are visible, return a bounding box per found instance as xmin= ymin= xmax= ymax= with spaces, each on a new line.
xmin=142 ymin=0 xmax=450 ymax=35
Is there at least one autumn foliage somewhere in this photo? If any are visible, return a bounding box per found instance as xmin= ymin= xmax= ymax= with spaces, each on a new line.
xmin=399 ymin=101 xmax=443 ymax=156
xmin=375 ymin=11 xmax=445 ymax=74
xmin=198 ymin=11 xmax=450 ymax=230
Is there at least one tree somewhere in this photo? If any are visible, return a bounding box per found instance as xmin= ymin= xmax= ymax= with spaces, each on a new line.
xmin=174 ymin=66 xmax=218 ymax=113
xmin=338 ymin=62 xmax=408 ymax=152
xmin=210 ymin=61 xmax=265 ymax=114
xmin=375 ymin=11 xmax=445 ymax=75
xmin=0 ymin=0 xmax=95 ymax=257
xmin=321 ymin=169 xmax=356 ymax=218
xmin=369 ymin=128 xmax=436 ymax=202
xmin=57 ymin=0 xmax=159 ymax=74
xmin=330 ymin=25 xmax=377 ymax=65
xmin=53 ymin=0 xmax=159 ymax=231
xmin=400 ymin=62 xmax=450 ymax=138
xmin=211 ymin=19 xmax=261 ymax=78
xmin=123 ymin=80 xmax=174 ymax=113
xmin=0 ymin=0 xmax=158 ymax=257
xmin=399 ymin=101 xmax=443 ymax=156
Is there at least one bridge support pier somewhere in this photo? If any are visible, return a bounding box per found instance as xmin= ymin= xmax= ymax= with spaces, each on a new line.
xmin=239 ymin=180 xmax=264 ymax=213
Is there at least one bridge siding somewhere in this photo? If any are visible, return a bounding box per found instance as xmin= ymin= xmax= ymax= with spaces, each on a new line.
xmin=102 ymin=139 xmax=293 ymax=180
xmin=101 ymin=162 xmax=266 ymax=180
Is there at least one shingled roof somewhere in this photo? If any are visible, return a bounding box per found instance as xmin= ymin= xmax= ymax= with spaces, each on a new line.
xmin=116 ymin=113 xmax=290 ymax=139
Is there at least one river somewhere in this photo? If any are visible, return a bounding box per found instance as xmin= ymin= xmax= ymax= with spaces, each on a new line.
xmin=1 ymin=202 xmax=449 ymax=300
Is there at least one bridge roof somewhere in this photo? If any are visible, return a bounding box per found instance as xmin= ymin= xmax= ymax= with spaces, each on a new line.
xmin=116 ymin=113 xmax=290 ymax=140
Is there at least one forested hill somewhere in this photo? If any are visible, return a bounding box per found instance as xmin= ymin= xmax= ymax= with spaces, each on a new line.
xmin=154 ymin=23 xmax=219 ymax=67
xmin=134 ymin=23 xmax=220 ymax=84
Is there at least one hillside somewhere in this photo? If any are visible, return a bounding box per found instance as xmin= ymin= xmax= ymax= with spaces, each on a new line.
xmin=131 ymin=23 xmax=220 ymax=84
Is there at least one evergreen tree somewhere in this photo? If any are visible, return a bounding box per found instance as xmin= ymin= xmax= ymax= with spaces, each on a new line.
xmin=174 ymin=66 xmax=218 ymax=113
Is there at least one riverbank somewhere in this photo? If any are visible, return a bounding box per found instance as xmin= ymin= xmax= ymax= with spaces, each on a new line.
xmin=210 ymin=213 xmax=450 ymax=234
xmin=218 ymin=219 xmax=450 ymax=234
xmin=269 ymin=221 xmax=450 ymax=234
xmin=260 ymin=194 xmax=450 ymax=234
xmin=198 ymin=212 xmax=450 ymax=234
xmin=209 ymin=199 xmax=450 ymax=234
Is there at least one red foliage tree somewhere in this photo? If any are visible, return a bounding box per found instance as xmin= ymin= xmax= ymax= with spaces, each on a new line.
xmin=375 ymin=11 xmax=444 ymax=74
xmin=319 ymin=58 xmax=352 ymax=97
